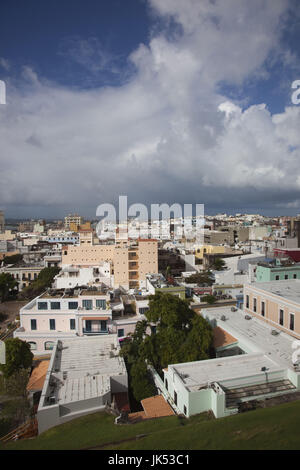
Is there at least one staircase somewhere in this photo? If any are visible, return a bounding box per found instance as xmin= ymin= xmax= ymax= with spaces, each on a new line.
xmin=225 ymin=379 xmax=296 ymax=408
xmin=0 ymin=418 xmax=38 ymax=443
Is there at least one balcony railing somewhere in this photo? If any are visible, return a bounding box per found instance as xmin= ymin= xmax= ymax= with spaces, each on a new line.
xmin=83 ymin=329 xmax=108 ymax=335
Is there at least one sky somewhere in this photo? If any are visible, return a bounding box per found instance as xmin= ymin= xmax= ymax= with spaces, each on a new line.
xmin=0 ymin=0 xmax=300 ymax=219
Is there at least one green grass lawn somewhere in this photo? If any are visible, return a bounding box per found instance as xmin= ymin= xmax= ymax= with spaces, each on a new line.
xmin=2 ymin=399 xmax=300 ymax=450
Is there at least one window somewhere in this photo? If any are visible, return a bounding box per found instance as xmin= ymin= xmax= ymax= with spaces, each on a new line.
xmin=68 ymin=301 xmax=78 ymax=309
xmin=279 ymin=309 xmax=284 ymax=326
xmin=285 ymin=275 xmax=288 ymax=280
xmin=174 ymin=391 xmax=177 ymax=406
xmin=70 ymin=319 xmax=76 ymax=330
xmin=51 ymin=302 xmax=61 ymax=310
xmin=31 ymin=319 xmax=37 ymax=330
xmin=151 ymin=325 xmax=157 ymax=335
xmin=140 ymin=307 xmax=149 ymax=315
xmin=253 ymin=298 xmax=257 ymax=313
xmin=246 ymin=295 xmax=249 ymax=309
xmin=96 ymin=299 xmax=106 ymax=310
xmin=82 ymin=299 xmax=93 ymax=310
xmin=275 ymin=275 xmax=279 ymax=280
xmin=28 ymin=342 xmax=37 ymax=351
xmin=165 ymin=379 xmax=168 ymax=391
xmin=118 ymin=328 xmax=124 ymax=337
xmin=38 ymin=302 xmax=48 ymax=310
xmin=290 ymin=314 xmax=295 ymax=331
xmin=261 ymin=301 xmax=265 ymax=317
xmin=49 ymin=319 xmax=56 ymax=330
xmin=45 ymin=341 xmax=55 ymax=350
xmin=294 ymin=274 xmax=297 ymax=279
xmin=184 ymin=405 xmax=187 ymax=416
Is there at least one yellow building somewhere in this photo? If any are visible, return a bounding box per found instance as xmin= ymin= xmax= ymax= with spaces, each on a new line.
xmin=194 ymin=244 xmax=226 ymax=260
xmin=69 ymin=221 xmax=91 ymax=232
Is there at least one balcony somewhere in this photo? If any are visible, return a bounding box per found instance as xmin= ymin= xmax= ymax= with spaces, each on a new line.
xmin=83 ymin=328 xmax=108 ymax=335
xmin=129 ymin=261 xmax=138 ymax=270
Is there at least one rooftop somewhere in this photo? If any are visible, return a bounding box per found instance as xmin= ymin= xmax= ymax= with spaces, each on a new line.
xmin=248 ymin=279 xmax=300 ymax=305
xmin=201 ymin=306 xmax=298 ymax=369
xmin=172 ymin=353 xmax=280 ymax=392
xmin=213 ymin=326 xmax=238 ymax=349
xmin=27 ymin=360 xmax=50 ymax=392
xmin=41 ymin=335 xmax=126 ymax=407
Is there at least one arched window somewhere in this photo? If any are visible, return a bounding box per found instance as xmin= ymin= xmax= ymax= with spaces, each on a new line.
xmin=44 ymin=341 xmax=55 ymax=351
xmin=28 ymin=342 xmax=37 ymax=351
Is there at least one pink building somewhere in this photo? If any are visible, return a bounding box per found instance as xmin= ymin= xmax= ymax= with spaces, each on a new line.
xmin=244 ymin=280 xmax=300 ymax=339
xmin=14 ymin=287 xmax=112 ymax=354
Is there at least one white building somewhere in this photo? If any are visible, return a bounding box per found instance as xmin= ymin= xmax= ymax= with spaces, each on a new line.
xmin=37 ymin=335 xmax=128 ymax=433
xmin=14 ymin=287 xmax=113 ymax=354
xmin=54 ymin=262 xmax=112 ymax=289
xmin=150 ymin=306 xmax=300 ymax=419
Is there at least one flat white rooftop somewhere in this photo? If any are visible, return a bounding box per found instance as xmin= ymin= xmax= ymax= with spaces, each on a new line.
xmin=172 ymin=353 xmax=280 ymax=392
xmin=248 ymin=279 xmax=300 ymax=305
xmin=43 ymin=335 xmax=126 ymax=406
xmin=201 ymin=307 xmax=297 ymax=369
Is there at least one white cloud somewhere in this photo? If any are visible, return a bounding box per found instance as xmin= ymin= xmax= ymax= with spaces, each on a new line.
xmin=0 ymin=0 xmax=299 ymax=216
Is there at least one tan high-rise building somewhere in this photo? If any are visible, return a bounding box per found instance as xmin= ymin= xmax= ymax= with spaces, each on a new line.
xmin=64 ymin=214 xmax=83 ymax=230
xmin=62 ymin=230 xmax=158 ymax=290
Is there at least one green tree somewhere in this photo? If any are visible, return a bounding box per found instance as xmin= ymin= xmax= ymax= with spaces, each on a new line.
xmin=130 ymin=361 xmax=156 ymax=403
xmin=121 ymin=293 xmax=214 ymax=399
xmin=2 ymin=254 xmax=23 ymax=265
xmin=202 ymin=295 xmax=217 ymax=305
xmin=19 ymin=266 xmax=60 ymax=299
xmin=211 ymin=258 xmax=226 ymax=271
xmin=0 ymin=273 xmax=18 ymax=302
xmin=185 ymin=271 xmax=214 ymax=286
xmin=4 ymin=369 xmax=30 ymax=398
xmin=0 ymin=338 xmax=33 ymax=378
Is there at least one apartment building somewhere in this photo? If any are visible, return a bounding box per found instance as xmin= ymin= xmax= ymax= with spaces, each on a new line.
xmin=255 ymin=260 xmax=300 ymax=282
xmin=54 ymin=262 xmax=112 ymax=289
xmin=244 ymin=280 xmax=300 ymax=338
xmin=62 ymin=230 xmax=158 ymax=290
xmin=14 ymin=287 xmax=113 ymax=354
xmin=64 ymin=214 xmax=83 ymax=230
xmin=1 ymin=265 xmax=43 ymax=290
